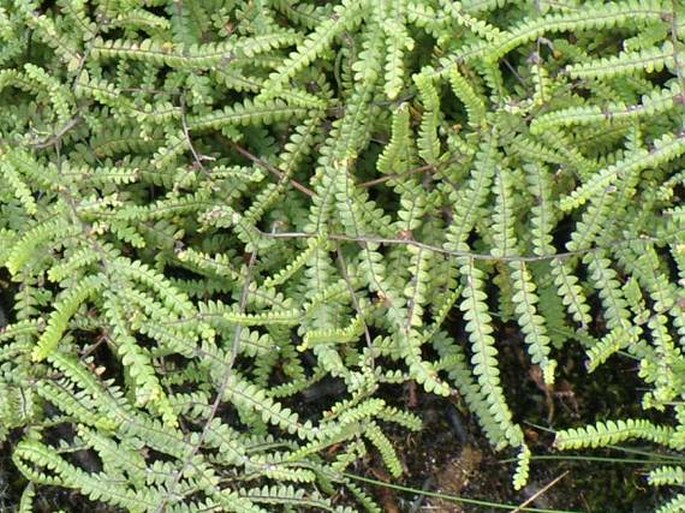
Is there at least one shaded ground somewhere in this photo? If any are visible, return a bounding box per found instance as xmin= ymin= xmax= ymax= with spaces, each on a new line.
xmin=359 ymin=335 xmax=674 ymax=512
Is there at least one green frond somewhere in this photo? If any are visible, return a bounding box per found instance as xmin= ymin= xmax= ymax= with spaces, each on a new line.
xmin=566 ymin=41 xmax=677 ymax=80
xmin=413 ymin=70 xmax=442 ymax=165
xmin=481 ymin=0 xmax=668 ymax=62
xmin=77 ymin=425 xmax=147 ymax=487
xmin=405 ymin=333 xmax=451 ymax=395
xmin=35 ymin=379 xmax=115 ymax=432
xmin=561 ymin=132 xmax=685 ymax=212
xmin=376 ymin=1 xmax=413 ymax=100
xmin=258 ymin=0 xmax=367 ymax=100
xmin=554 ymin=418 xmax=674 ymax=450
xmin=585 ymin=253 xmax=634 ymax=335
xmin=264 ymin=236 xmax=328 ymax=289
xmin=656 ymin=494 xmax=685 ymax=513
xmin=405 ymin=1 xmax=437 ymax=30
xmin=46 ymin=351 xmax=134 ymax=428
xmin=512 ymin=444 xmax=531 ymax=490
xmin=5 ymin=217 xmax=80 ymax=277
xmin=620 ymin=242 xmax=678 ymax=315
xmin=585 ymin=329 xmax=633 ymax=372
xmin=0 ymin=381 xmax=38 ymax=441
xmin=239 ymin=483 xmax=340 ymax=511
xmin=259 ymin=464 xmax=318 ymax=484
xmin=404 ymin=246 xmax=431 ymax=328
xmin=329 ymin=397 xmax=386 ymax=426
xmin=377 ymin=102 xmax=415 ymax=175
xmin=18 ymin=6 xmax=83 ymax=71
xmin=524 ymin=163 xmax=556 ymax=257
xmin=444 ymin=134 xmax=497 ymax=252
xmin=12 ymin=440 xmax=65 ymax=487
xmin=14 ymin=439 xmax=160 ymax=511
xmin=490 ymin=166 xmax=517 ymax=258
xmin=47 ymin=247 xmax=106 ymax=284
xmin=300 ymin=314 xmax=365 ymax=350
xmin=91 ymin=37 xmax=245 ymax=69
xmin=0 ymin=155 xmax=38 ymax=216
xmin=188 ymin=98 xmax=313 ymax=131
xmin=530 ymin=60 xmax=552 ymax=107
xmin=447 ymin=66 xmax=487 ymax=129
xmin=640 ymin=313 xmax=683 ymax=410
xmin=222 ymin=306 xmax=303 ymax=327
xmin=459 ymin=258 xmax=523 ymax=448
xmin=176 ymin=247 xmax=242 ymax=283
xmin=375 ymin=404 xmax=422 ymax=431
xmin=649 ymin=466 xmax=685 ymax=487
xmin=441 ymin=1 xmax=504 ymax=44
xmin=32 ymin=274 xmax=105 ymax=361
xmin=18 ymin=483 xmax=36 ymax=513
xmin=222 ymin=374 xmax=308 ymax=438
xmin=345 ymin=480 xmax=384 ymax=513
xmin=110 ymin=8 xmax=170 ymax=33
xmin=364 ymin=421 xmax=404 ymax=478
xmin=550 ymin=258 xmax=592 ymax=329
xmin=510 ymin=261 xmax=556 ymax=384
xmin=103 ymin=291 xmax=177 ymax=426
xmin=531 ymin=81 xmax=684 ymax=136
xmin=112 ymin=257 xmax=195 ymax=317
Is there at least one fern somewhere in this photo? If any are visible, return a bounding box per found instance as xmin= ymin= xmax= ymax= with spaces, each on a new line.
xmin=1 ymin=0 xmax=684 ymax=510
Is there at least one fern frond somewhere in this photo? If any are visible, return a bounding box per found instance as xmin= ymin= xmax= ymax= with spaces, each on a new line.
xmin=512 ymin=444 xmax=531 ymax=490
xmin=566 ymin=41 xmax=677 ymax=80
xmin=490 ymin=166 xmax=517 ymax=258
xmin=510 ymin=261 xmax=556 ymax=384
xmin=460 ymin=258 xmax=523 ymax=448
xmin=656 ymin=494 xmax=685 ymax=513
xmin=444 ymin=134 xmax=496 ymax=252
xmin=531 ymin=81 xmax=684 ymax=136
xmin=222 ymin=374 xmax=309 ymax=439
xmin=93 ymin=36 xmax=280 ymax=70
xmin=550 ymin=258 xmax=592 ymax=329
xmin=18 ymin=6 xmax=83 ymax=71
xmin=553 ymin=418 xmax=674 ymax=449
xmin=481 ymin=0 xmax=668 ymax=62
xmin=584 ymin=329 xmax=632 ymax=372
xmin=525 ymin=163 xmax=556 ymax=257
xmin=364 ymin=421 xmax=404 ymax=478
xmin=649 ymin=465 xmax=685 ymax=487
xmin=258 ymin=0 xmax=367 ymax=100
xmin=413 ymin=70 xmax=442 ymax=165
xmin=377 ymin=102 xmax=415 ymax=175
xmin=32 ymin=274 xmax=105 ymax=361
xmin=376 ymin=1 xmax=413 ymax=100
xmin=300 ymin=314 xmax=365 ymax=350
xmin=14 ymin=439 xmax=160 ymax=510
xmin=561 ymin=131 xmax=685 ymax=212
xmin=5 ymin=217 xmax=80 ymax=276
xmin=447 ymin=66 xmax=487 ymax=129
xmin=0 ymin=154 xmax=38 ymax=216
xmin=103 ymin=291 xmax=177 ymax=426
xmin=585 ymin=253 xmax=634 ymax=334
xmin=188 ymin=98 xmax=313 ymax=131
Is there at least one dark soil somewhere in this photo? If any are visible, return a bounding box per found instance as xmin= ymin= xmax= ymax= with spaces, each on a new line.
xmin=356 ymin=337 xmax=675 ymax=512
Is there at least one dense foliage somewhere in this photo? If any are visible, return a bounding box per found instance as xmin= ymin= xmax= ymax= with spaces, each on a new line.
xmin=0 ymin=0 xmax=684 ymax=511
